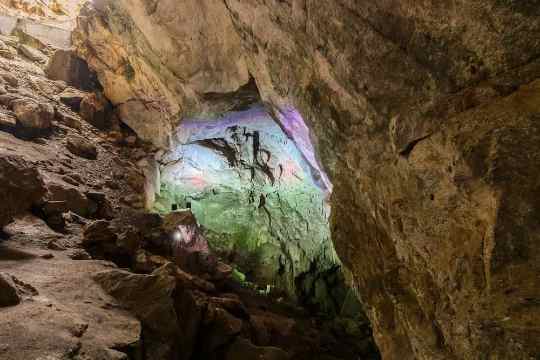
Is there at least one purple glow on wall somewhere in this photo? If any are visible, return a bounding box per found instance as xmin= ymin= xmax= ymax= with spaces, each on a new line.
xmin=275 ymin=105 xmax=333 ymax=194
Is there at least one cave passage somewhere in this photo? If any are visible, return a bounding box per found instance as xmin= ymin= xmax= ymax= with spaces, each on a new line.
xmin=152 ymin=103 xmax=356 ymax=314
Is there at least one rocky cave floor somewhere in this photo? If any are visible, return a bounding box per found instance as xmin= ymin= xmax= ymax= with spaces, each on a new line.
xmin=0 ymin=31 xmax=379 ymax=360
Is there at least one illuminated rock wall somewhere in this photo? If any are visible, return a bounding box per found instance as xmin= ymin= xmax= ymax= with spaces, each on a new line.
xmin=155 ymin=105 xmax=344 ymax=311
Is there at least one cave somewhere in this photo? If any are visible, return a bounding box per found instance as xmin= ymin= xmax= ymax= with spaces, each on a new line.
xmin=0 ymin=1 xmax=539 ymax=360
xmin=154 ymin=100 xmax=340 ymax=307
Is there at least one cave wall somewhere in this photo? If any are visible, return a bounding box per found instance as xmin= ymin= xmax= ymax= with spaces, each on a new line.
xmin=155 ymin=104 xmax=341 ymax=311
xmin=72 ymin=0 xmax=250 ymax=147
xmin=74 ymin=1 xmax=540 ymax=359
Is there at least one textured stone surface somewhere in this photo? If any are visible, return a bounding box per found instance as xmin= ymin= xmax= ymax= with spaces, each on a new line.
xmin=0 ymin=273 xmax=21 ymax=307
xmin=72 ymin=0 xmax=250 ymax=147
xmin=74 ymin=1 xmax=540 ymax=359
xmin=155 ymin=105 xmax=339 ymax=305
xmin=0 ymin=152 xmax=46 ymax=227
xmin=93 ymin=265 xmax=180 ymax=360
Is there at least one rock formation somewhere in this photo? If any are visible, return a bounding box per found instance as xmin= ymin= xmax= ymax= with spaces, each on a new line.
xmin=0 ymin=2 xmax=378 ymax=358
xmin=155 ymin=104 xmax=343 ymax=311
xmin=72 ymin=1 xmax=540 ymax=359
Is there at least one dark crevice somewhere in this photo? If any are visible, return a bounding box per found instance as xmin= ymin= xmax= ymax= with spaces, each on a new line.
xmin=399 ymin=134 xmax=432 ymax=158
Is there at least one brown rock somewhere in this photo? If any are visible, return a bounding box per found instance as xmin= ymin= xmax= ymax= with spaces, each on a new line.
xmin=201 ymin=304 xmax=243 ymax=355
xmin=0 ymin=72 xmax=18 ymax=88
xmin=55 ymin=108 xmax=82 ymax=130
xmin=57 ymin=87 xmax=85 ymax=112
xmin=73 ymin=2 xmax=540 ymax=359
xmin=0 ymin=154 xmax=46 ymax=227
xmin=0 ymin=274 xmax=21 ymax=307
xmin=66 ymin=135 xmax=98 ymax=160
xmin=3 ymin=213 xmax=60 ymax=243
xmin=79 ymin=92 xmax=112 ymax=130
xmin=12 ymin=98 xmax=54 ymax=130
xmin=18 ymin=44 xmax=47 ymax=63
xmin=0 ymin=108 xmax=17 ymax=129
xmin=209 ymin=296 xmax=249 ymax=320
xmin=44 ymin=180 xmax=94 ymax=217
xmin=93 ymin=265 xmax=180 ymax=360
xmin=85 ymin=191 xmax=114 ymax=220
xmin=46 ymin=49 xmax=99 ymax=91
xmin=67 ymin=248 xmax=91 ymax=260
xmin=83 ymin=220 xmax=117 ymax=245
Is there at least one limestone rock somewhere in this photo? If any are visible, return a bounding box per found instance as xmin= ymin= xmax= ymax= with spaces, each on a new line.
xmin=45 ymin=49 xmax=99 ymax=90
xmin=85 ymin=191 xmax=114 ymax=220
xmin=0 ymin=154 xmax=46 ymax=227
xmin=79 ymin=92 xmax=112 ymax=130
xmin=55 ymin=108 xmax=81 ymax=130
xmin=93 ymin=265 xmax=181 ymax=360
xmin=72 ymin=0 xmax=250 ymax=147
xmin=0 ymin=273 xmax=21 ymax=307
xmin=4 ymin=213 xmax=60 ymax=242
xmin=200 ymin=304 xmax=243 ymax=355
xmin=83 ymin=220 xmax=117 ymax=245
xmin=0 ymin=72 xmax=19 ymax=87
xmin=0 ymin=108 xmax=17 ymax=129
xmin=0 ymin=40 xmax=16 ymax=59
xmin=57 ymin=87 xmax=85 ymax=111
xmin=18 ymin=44 xmax=47 ymax=63
xmin=12 ymin=98 xmax=54 ymax=130
xmin=44 ymin=179 xmax=94 ymax=217
xmin=66 ymin=135 xmax=98 ymax=159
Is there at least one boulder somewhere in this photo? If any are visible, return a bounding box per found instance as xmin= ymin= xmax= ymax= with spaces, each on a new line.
xmin=3 ymin=213 xmax=60 ymax=242
xmin=85 ymin=191 xmax=114 ymax=220
xmin=0 ymin=35 xmax=18 ymax=48
xmin=66 ymin=135 xmax=98 ymax=159
xmin=44 ymin=180 xmax=94 ymax=217
xmin=0 ymin=108 xmax=17 ymax=129
xmin=200 ymin=304 xmax=243 ymax=355
xmin=0 ymin=72 xmax=18 ymax=87
xmin=0 ymin=154 xmax=46 ymax=227
xmin=12 ymin=98 xmax=54 ymax=130
xmin=0 ymin=40 xmax=16 ymax=59
xmin=0 ymin=273 xmax=21 ymax=307
xmin=55 ymin=108 xmax=82 ymax=130
xmin=83 ymin=220 xmax=117 ymax=245
xmin=93 ymin=265 xmax=181 ymax=360
xmin=57 ymin=87 xmax=85 ymax=111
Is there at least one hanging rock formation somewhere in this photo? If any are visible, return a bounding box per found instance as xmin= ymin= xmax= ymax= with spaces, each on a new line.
xmin=72 ymin=1 xmax=540 ymax=359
